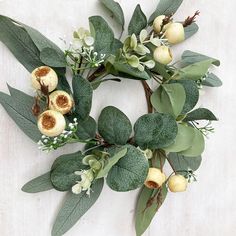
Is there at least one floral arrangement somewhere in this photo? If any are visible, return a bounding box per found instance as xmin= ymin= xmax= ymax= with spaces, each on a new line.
xmin=0 ymin=0 xmax=222 ymax=235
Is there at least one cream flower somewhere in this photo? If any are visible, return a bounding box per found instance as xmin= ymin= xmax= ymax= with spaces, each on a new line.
xmin=153 ymin=46 xmax=173 ymax=65
xmin=168 ymin=174 xmax=188 ymax=192
xmin=164 ymin=23 xmax=185 ymax=44
xmin=145 ymin=168 xmax=166 ymax=189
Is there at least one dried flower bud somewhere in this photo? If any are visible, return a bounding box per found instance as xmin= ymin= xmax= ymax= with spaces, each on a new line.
xmin=31 ymin=66 xmax=58 ymax=92
xmin=37 ymin=110 xmax=66 ymax=137
xmin=164 ymin=23 xmax=185 ymax=44
xmin=168 ymin=174 xmax=188 ymax=192
xmin=49 ymin=90 xmax=73 ymax=115
xmin=153 ymin=46 xmax=173 ymax=65
xmin=32 ymin=97 xmax=41 ymax=116
xmin=144 ymin=168 xmax=166 ymax=189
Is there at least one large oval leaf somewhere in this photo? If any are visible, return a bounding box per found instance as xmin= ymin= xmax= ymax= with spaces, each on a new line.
xmin=134 ymin=113 xmax=178 ymax=149
xmin=184 ymin=108 xmax=217 ymax=122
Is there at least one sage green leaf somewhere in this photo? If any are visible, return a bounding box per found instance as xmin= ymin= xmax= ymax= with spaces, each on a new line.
xmin=181 ymin=50 xmax=220 ymax=66
xmin=174 ymin=59 xmax=216 ymax=81
xmin=134 ymin=113 xmax=178 ymax=149
xmin=168 ymin=153 xmax=202 ymax=172
xmin=72 ymin=75 xmax=93 ymax=120
xmin=184 ymin=108 xmax=218 ymax=122
xmin=128 ymin=5 xmax=147 ymax=35
xmin=179 ymin=129 xmax=205 ymax=157
xmin=106 ymin=145 xmax=149 ymax=191
xmin=151 ymin=62 xmax=171 ymax=80
xmin=52 ymin=179 xmax=104 ymax=236
xmin=50 ymin=151 xmax=86 ymax=191
xmin=151 ymin=83 xmax=186 ymax=117
xmin=40 ymin=47 xmax=66 ymax=67
xmin=202 ymin=73 xmax=222 ymax=87
xmin=184 ymin=23 xmax=199 ymax=40
xmin=100 ymin=0 xmax=125 ymax=30
xmin=135 ymin=185 xmax=168 ymax=236
xmin=96 ymin=147 xmax=128 ymax=179
xmin=149 ymin=0 xmax=183 ymax=24
xmin=89 ymin=16 xmax=114 ymax=56
xmin=174 ymin=80 xmax=199 ymax=114
xmin=163 ymin=124 xmax=195 ymax=153
xmin=0 ymin=15 xmax=43 ymax=72
xmin=75 ymin=116 xmax=96 ymax=140
xmin=98 ymin=106 xmax=132 ymax=145
xmin=21 ymin=172 xmax=53 ymax=193
xmin=0 ymin=91 xmax=41 ymax=142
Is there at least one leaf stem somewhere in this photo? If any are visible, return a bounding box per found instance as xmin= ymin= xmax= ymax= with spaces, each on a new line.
xmin=141 ymin=80 xmax=153 ymax=113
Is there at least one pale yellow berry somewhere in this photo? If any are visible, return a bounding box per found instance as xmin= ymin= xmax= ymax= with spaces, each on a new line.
xmin=164 ymin=22 xmax=185 ymax=44
xmin=37 ymin=110 xmax=66 ymax=137
xmin=31 ymin=66 xmax=58 ymax=92
xmin=49 ymin=90 xmax=73 ymax=115
xmin=168 ymin=174 xmax=188 ymax=192
xmin=153 ymin=46 xmax=173 ymax=65
xmin=153 ymin=15 xmax=166 ymax=33
xmin=145 ymin=168 xmax=166 ymax=189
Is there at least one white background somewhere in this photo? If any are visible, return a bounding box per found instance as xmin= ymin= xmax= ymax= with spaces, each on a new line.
xmin=0 ymin=0 xmax=235 ymax=235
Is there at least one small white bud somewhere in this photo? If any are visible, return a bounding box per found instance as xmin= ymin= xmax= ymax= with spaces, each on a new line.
xmin=153 ymin=46 xmax=173 ymax=65
xmin=164 ymin=22 xmax=185 ymax=44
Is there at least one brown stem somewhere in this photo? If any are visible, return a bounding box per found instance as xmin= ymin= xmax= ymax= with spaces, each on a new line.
xmin=141 ymin=80 xmax=153 ymax=113
xmin=87 ymin=65 xmax=106 ymax=82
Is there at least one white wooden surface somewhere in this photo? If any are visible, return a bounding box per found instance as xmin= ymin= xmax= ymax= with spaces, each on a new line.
xmin=0 ymin=0 xmax=235 ymax=235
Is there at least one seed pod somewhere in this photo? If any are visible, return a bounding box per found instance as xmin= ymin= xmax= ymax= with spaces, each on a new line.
xmin=168 ymin=174 xmax=188 ymax=192
xmin=145 ymin=168 xmax=166 ymax=189
xmin=37 ymin=110 xmax=66 ymax=137
xmin=153 ymin=46 xmax=173 ymax=65
xmin=164 ymin=22 xmax=185 ymax=44
xmin=31 ymin=66 xmax=58 ymax=92
xmin=49 ymin=90 xmax=73 ymax=114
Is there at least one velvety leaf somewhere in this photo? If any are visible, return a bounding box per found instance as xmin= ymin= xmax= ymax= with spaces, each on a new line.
xmin=184 ymin=23 xmax=199 ymax=40
xmin=202 ymin=73 xmax=222 ymax=87
xmin=128 ymin=5 xmax=147 ymax=35
xmin=72 ymin=75 xmax=93 ymax=120
xmin=22 ymin=172 xmax=53 ymax=193
xmin=75 ymin=116 xmax=96 ymax=140
xmin=106 ymin=145 xmax=149 ymax=191
xmin=51 ymin=179 xmax=104 ymax=236
xmin=151 ymin=83 xmax=186 ymax=117
xmin=50 ymin=151 xmax=86 ymax=191
xmin=149 ymin=0 xmax=183 ymax=24
xmin=134 ymin=113 xmax=178 ymax=149
xmin=135 ymin=185 xmax=168 ymax=236
xmin=184 ymin=108 xmax=218 ymax=121
xmin=100 ymin=0 xmax=125 ymax=29
xmin=98 ymin=106 xmax=132 ymax=145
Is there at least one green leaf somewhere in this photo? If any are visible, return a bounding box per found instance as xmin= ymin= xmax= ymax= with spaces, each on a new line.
xmin=100 ymin=0 xmax=125 ymax=30
xmin=98 ymin=106 xmax=132 ymax=145
xmin=184 ymin=23 xmax=199 ymax=40
xmin=72 ymin=75 xmax=93 ymax=120
xmin=0 ymin=15 xmax=43 ymax=72
xmin=151 ymin=83 xmax=186 ymax=117
xmin=202 ymin=73 xmax=222 ymax=87
xmin=22 ymin=172 xmax=53 ymax=193
xmin=96 ymin=147 xmax=128 ymax=179
xmin=50 ymin=151 xmax=86 ymax=191
xmin=174 ymin=80 xmax=199 ymax=114
xmin=168 ymin=152 xmax=202 ymax=172
xmin=149 ymin=0 xmax=183 ymax=24
xmin=75 ymin=116 xmax=96 ymax=140
xmin=179 ymin=129 xmax=205 ymax=157
xmin=134 ymin=113 xmax=178 ymax=149
xmin=128 ymin=5 xmax=147 ymax=35
xmin=151 ymin=62 xmax=171 ymax=80
xmin=184 ymin=108 xmax=218 ymax=121
xmin=0 ymin=91 xmax=41 ymax=142
xmin=135 ymin=185 xmax=168 ymax=236
xmin=89 ymin=16 xmax=115 ymax=56
xmin=51 ymin=179 xmax=104 ymax=236
xmin=40 ymin=47 xmax=66 ymax=67
xmin=106 ymin=145 xmax=149 ymax=192
xmin=163 ymin=124 xmax=195 ymax=153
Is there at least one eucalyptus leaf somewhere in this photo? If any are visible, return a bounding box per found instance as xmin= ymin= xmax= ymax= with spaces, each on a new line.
xmin=149 ymin=0 xmax=183 ymax=24
xmin=72 ymin=75 xmax=93 ymax=120
xmin=22 ymin=172 xmax=53 ymax=193
xmin=202 ymin=73 xmax=222 ymax=87
xmin=51 ymin=179 xmax=104 ymax=236
xmin=106 ymin=145 xmax=149 ymax=192
xmin=151 ymin=83 xmax=186 ymax=117
xmin=184 ymin=23 xmax=199 ymax=40
xmin=128 ymin=5 xmax=147 ymax=35
xmin=135 ymin=185 xmax=168 ymax=236
xmin=98 ymin=106 xmax=132 ymax=145
xmin=184 ymin=108 xmax=218 ymax=121
xmin=134 ymin=113 xmax=178 ymax=149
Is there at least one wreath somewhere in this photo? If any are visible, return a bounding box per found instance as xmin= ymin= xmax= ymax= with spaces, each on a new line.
xmin=0 ymin=0 xmax=221 ymax=235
